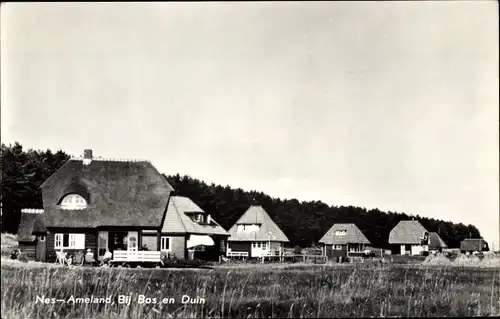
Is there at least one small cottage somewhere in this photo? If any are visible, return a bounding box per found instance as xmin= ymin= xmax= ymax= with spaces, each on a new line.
xmin=428 ymin=232 xmax=448 ymax=253
xmin=388 ymin=220 xmax=429 ymax=255
xmin=460 ymin=238 xmax=489 ymax=254
xmin=318 ymin=223 xmax=371 ymax=259
xmin=227 ymin=205 xmax=289 ymax=258
xmin=161 ymin=196 xmax=229 ymax=260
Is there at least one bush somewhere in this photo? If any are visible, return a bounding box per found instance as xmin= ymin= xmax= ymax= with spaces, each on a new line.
xmin=17 ymin=253 xmax=29 ymax=263
xmin=293 ymin=246 xmax=302 ymax=255
xmin=160 ymin=258 xmax=206 ymax=268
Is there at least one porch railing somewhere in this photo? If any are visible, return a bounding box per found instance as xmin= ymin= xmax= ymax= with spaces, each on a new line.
xmin=226 ymin=251 xmax=249 ymax=258
xmin=112 ymin=250 xmax=161 ymax=262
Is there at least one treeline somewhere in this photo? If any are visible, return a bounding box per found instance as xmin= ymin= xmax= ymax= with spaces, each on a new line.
xmin=1 ymin=142 xmax=481 ymax=248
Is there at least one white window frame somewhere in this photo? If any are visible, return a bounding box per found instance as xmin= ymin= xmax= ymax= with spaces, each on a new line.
xmin=161 ymin=236 xmax=171 ymax=252
xmin=334 ymin=245 xmax=343 ymax=250
xmin=55 ymin=234 xmax=62 ymax=247
xmin=60 ymin=194 xmax=87 ymax=210
xmin=335 ymin=230 xmax=347 ymax=236
xmin=54 ymin=233 xmax=85 ymax=249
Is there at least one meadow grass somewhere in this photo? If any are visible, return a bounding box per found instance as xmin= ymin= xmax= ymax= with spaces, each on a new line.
xmin=1 ymin=260 xmax=499 ymax=318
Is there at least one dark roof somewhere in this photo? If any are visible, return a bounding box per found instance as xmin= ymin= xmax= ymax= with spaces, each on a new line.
xmin=17 ymin=210 xmax=46 ymax=242
xmin=161 ymin=196 xmax=229 ymax=236
xmin=460 ymin=238 xmax=489 ymax=252
xmin=228 ymin=205 xmax=289 ymax=242
xmin=319 ymin=223 xmax=371 ymax=245
xmin=428 ymin=232 xmax=448 ymax=249
xmin=388 ymin=220 xmax=428 ymax=244
xmin=41 ymin=158 xmax=174 ymax=228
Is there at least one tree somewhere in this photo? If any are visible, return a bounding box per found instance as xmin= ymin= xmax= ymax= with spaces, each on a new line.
xmin=1 ymin=142 xmax=483 ymax=248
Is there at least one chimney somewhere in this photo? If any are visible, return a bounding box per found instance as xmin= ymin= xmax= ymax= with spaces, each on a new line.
xmin=83 ymin=149 xmax=93 ymax=165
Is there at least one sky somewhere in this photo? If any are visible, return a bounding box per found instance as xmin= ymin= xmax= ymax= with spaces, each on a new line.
xmin=1 ymin=2 xmax=498 ymax=249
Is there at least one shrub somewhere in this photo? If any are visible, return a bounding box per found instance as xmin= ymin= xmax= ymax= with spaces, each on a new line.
xmin=17 ymin=253 xmax=29 ymax=263
xmin=160 ymin=258 xmax=206 ymax=268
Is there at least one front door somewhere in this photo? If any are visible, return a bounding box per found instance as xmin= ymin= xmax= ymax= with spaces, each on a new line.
xmin=128 ymin=231 xmax=138 ymax=251
xmin=109 ymin=231 xmax=128 ymax=251
xmin=251 ymin=242 xmax=268 ymax=257
xmin=35 ymin=235 xmax=46 ymax=262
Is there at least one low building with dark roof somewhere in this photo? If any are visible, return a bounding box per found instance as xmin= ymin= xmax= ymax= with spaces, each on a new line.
xmin=460 ymin=238 xmax=489 ymax=254
xmin=227 ymin=205 xmax=289 ymax=258
xmin=318 ymin=223 xmax=371 ymax=259
xmin=388 ymin=220 xmax=430 ymax=255
xmin=17 ymin=149 xmax=229 ymax=262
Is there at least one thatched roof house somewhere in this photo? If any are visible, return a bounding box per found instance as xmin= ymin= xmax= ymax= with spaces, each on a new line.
xmin=460 ymin=238 xmax=489 ymax=252
xmin=40 ymin=155 xmax=174 ymax=228
xmin=389 ymin=220 xmax=429 ymax=255
xmin=228 ymin=205 xmax=289 ymax=242
xmin=227 ymin=205 xmax=289 ymax=258
xmin=388 ymin=220 xmax=427 ymax=244
xmin=319 ymin=223 xmax=370 ymax=259
xmin=18 ymin=149 xmax=229 ymax=263
xmin=319 ymin=223 xmax=371 ymax=245
xmin=428 ymin=232 xmax=448 ymax=251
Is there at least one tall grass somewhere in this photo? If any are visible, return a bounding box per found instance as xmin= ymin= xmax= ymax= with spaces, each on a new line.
xmin=1 ymin=262 xmax=499 ymax=318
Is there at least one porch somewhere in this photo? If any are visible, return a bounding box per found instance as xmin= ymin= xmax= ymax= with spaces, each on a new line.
xmin=111 ymin=250 xmax=161 ymax=263
xmin=226 ymin=241 xmax=284 ymax=258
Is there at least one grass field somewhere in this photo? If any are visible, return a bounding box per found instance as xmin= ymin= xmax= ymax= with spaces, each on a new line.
xmin=1 ymin=258 xmax=499 ymax=318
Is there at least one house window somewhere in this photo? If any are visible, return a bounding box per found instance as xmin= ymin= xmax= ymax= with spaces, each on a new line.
xmin=39 ymin=235 xmax=46 ymax=242
xmin=334 ymin=245 xmax=343 ymax=250
xmin=238 ymin=224 xmax=260 ymax=232
xmin=161 ymin=237 xmax=171 ymax=251
xmin=60 ymin=194 xmax=87 ymax=210
xmin=349 ymin=244 xmax=362 ymax=252
xmin=55 ymin=233 xmax=85 ymax=249
xmin=334 ymin=230 xmax=347 ymax=236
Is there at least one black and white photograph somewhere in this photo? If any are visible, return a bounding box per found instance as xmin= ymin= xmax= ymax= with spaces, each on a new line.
xmin=1 ymin=1 xmax=498 ymax=318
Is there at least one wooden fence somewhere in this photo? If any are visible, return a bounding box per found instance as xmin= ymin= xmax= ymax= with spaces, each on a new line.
xmin=112 ymin=250 xmax=161 ymax=263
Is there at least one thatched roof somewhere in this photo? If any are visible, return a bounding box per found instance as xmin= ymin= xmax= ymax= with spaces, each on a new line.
xmin=40 ymin=158 xmax=174 ymax=228
xmin=460 ymin=238 xmax=489 ymax=252
xmin=318 ymin=223 xmax=371 ymax=245
xmin=388 ymin=220 xmax=428 ymax=244
xmin=161 ymin=196 xmax=229 ymax=236
xmin=17 ymin=210 xmax=46 ymax=242
xmin=428 ymin=232 xmax=448 ymax=250
xmin=228 ymin=205 xmax=289 ymax=242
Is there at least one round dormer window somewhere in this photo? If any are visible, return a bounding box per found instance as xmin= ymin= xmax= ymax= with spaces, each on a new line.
xmin=60 ymin=194 xmax=87 ymax=210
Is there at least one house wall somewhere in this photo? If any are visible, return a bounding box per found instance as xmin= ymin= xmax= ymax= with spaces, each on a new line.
xmin=195 ymin=236 xmax=228 ymax=261
xmin=19 ymin=242 xmax=36 ymax=260
xmin=228 ymin=241 xmax=251 ymax=256
xmin=399 ymin=244 xmax=428 ymax=256
xmin=159 ymin=234 xmax=186 ymax=259
xmin=46 ymin=231 xmax=97 ymax=262
xmin=326 ymin=244 xmax=348 ymax=259
xmin=170 ymin=236 xmax=186 ymax=259
xmin=141 ymin=235 xmax=158 ymax=251
xmin=412 ymin=245 xmax=428 ymax=255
